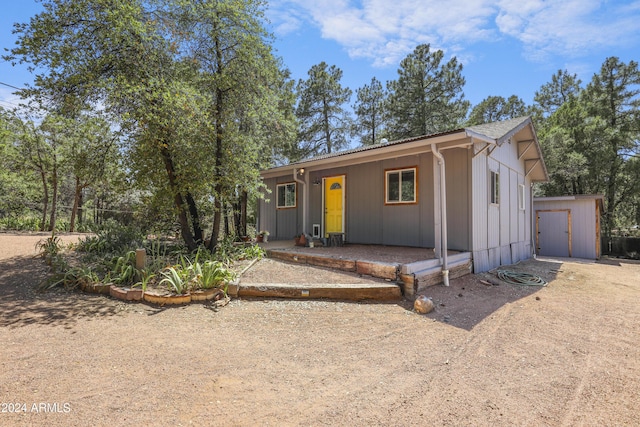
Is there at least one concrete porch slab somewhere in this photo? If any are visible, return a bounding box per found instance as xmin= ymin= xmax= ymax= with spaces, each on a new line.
xmin=236 ymin=242 xmax=472 ymax=300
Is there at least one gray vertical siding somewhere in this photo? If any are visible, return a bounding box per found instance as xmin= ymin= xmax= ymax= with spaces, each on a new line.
xmin=471 ymin=141 xmax=533 ymax=273
xmin=381 ymin=155 xmax=425 ymax=247
xmin=258 ymin=178 xmax=277 ymax=236
xmin=422 ymin=155 xmax=436 ymax=247
xmin=303 ymin=152 xmax=440 ymax=247
xmin=347 ymin=162 xmax=384 ymax=244
xmin=261 ymin=148 xmax=476 ymax=253
xmin=472 ymin=148 xmax=488 ymax=255
xmin=510 ymin=169 xmax=519 ymax=243
xmin=533 ymin=198 xmax=599 ymax=259
xmin=308 ymin=171 xmax=324 ymax=237
xmin=499 ymin=162 xmax=510 ymax=248
xmin=259 ymin=176 xmax=301 ymax=240
xmin=443 ymin=148 xmax=470 ymax=251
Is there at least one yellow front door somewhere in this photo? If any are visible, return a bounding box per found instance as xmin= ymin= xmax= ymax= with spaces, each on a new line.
xmin=324 ymin=176 xmax=344 ymax=237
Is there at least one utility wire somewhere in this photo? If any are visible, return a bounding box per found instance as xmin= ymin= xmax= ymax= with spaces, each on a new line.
xmin=0 ymin=81 xmax=25 ymax=91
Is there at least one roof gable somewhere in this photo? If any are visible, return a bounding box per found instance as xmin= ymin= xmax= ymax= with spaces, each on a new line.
xmin=466 ymin=116 xmax=532 ymax=144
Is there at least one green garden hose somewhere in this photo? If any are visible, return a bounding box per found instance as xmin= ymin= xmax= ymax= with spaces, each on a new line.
xmin=496 ymin=269 xmax=547 ymax=286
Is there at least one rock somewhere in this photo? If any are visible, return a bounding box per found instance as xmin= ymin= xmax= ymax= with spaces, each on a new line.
xmin=414 ymin=295 xmax=435 ymax=314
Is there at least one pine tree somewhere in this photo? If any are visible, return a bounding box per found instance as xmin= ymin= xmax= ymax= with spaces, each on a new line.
xmin=385 ymin=44 xmax=469 ymax=139
xmin=352 ymin=77 xmax=386 ymax=146
xmin=295 ymin=62 xmax=353 ymax=158
xmin=467 ymin=95 xmax=528 ymax=125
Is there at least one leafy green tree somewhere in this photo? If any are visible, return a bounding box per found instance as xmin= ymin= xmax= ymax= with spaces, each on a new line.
xmin=63 ymin=113 xmax=118 ymax=231
xmin=7 ymin=0 xmax=295 ymax=250
xmin=537 ymin=100 xmax=589 ymax=195
xmin=467 ymin=95 xmax=528 ymax=125
xmin=534 ymin=70 xmax=582 ymax=118
xmin=170 ymin=0 xmax=296 ymax=249
xmin=385 ymin=44 xmax=469 ymax=139
xmin=352 ymin=77 xmax=386 ymax=146
xmin=295 ymin=62 xmax=353 ymax=158
xmin=0 ymin=109 xmax=42 ymax=226
xmin=533 ymin=70 xmax=586 ymax=197
xmin=535 ymin=59 xmax=640 ymax=235
xmin=581 ymin=57 xmax=640 ymax=235
xmin=9 ymin=113 xmax=56 ymax=231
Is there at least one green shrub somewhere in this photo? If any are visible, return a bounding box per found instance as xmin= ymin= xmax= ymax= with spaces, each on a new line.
xmin=76 ymin=219 xmax=144 ymax=255
xmin=0 ymin=215 xmax=42 ymax=231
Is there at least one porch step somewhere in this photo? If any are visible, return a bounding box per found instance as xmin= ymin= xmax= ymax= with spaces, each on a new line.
xmin=400 ymin=258 xmax=473 ymax=297
xmin=230 ymin=282 xmax=402 ymax=301
xmin=267 ymin=249 xmax=400 ymax=281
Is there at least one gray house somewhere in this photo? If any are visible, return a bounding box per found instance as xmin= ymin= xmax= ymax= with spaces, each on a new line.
xmin=258 ymin=116 xmax=548 ymax=276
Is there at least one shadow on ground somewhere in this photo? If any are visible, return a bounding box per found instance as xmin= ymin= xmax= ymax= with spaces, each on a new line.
xmin=0 ymin=255 xmax=124 ymax=329
xmin=419 ymin=259 xmax=563 ymax=331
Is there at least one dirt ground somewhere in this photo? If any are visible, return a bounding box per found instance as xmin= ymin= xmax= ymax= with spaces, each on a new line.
xmin=1 ymin=232 xmax=639 ymax=426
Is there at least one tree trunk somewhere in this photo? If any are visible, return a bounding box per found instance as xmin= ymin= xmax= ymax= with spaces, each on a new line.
xmin=223 ymin=205 xmax=230 ymax=236
xmin=39 ymin=169 xmax=48 ymax=232
xmin=241 ymin=190 xmax=247 ymax=238
xmin=48 ymin=157 xmax=58 ymax=232
xmin=94 ymin=196 xmax=99 ymax=225
xmin=78 ymin=190 xmax=84 ymax=225
xmin=208 ymin=32 xmax=225 ymax=253
xmin=185 ymin=191 xmax=203 ymax=244
xmin=323 ymin=98 xmax=332 ymax=153
xmin=208 ymin=192 xmax=222 ymax=251
xmin=207 ymin=139 xmax=224 ymax=251
xmin=159 ymin=143 xmax=198 ymax=251
xmin=70 ymin=176 xmax=81 ymax=232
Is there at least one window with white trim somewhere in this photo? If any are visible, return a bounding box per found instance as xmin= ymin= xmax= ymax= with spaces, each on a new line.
xmin=518 ymin=184 xmax=525 ymax=210
xmin=276 ymin=182 xmax=296 ymax=208
xmin=386 ymin=167 xmax=417 ymax=204
xmin=490 ymin=171 xmax=500 ymax=205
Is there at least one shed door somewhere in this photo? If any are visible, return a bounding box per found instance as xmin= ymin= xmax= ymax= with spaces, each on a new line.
xmin=537 ymin=210 xmax=571 ymax=257
xmin=324 ymin=176 xmax=344 ymax=237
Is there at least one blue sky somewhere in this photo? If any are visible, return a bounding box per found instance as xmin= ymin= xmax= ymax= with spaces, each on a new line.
xmin=2 ymin=0 xmax=640 ymax=112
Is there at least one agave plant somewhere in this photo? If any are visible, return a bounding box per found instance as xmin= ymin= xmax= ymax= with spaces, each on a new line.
xmin=40 ymin=266 xmax=98 ymax=291
xmin=36 ymin=233 xmax=64 ymax=267
xmin=133 ymin=268 xmax=155 ymax=292
xmin=198 ymin=260 xmax=236 ymax=290
xmin=111 ymin=251 xmax=139 ymax=286
xmin=159 ymin=265 xmax=190 ymax=294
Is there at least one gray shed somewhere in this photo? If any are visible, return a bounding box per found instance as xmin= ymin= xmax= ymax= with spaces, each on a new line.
xmin=533 ymin=195 xmax=604 ymax=259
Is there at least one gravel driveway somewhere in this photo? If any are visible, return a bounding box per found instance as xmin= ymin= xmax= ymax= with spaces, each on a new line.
xmin=1 ymin=232 xmax=639 ymax=426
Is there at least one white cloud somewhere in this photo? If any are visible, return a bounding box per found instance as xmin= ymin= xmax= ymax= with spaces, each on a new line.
xmin=0 ymin=87 xmax=24 ymax=110
xmin=496 ymin=0 xmax=640 ymax=61
xmin=268 ymin=0 xmax=497 ymax=66
xmin=268 ymin=0 xmax=640 ymax=67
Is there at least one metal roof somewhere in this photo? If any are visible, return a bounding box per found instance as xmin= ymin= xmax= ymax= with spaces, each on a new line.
xmin=262 ymin=116 xmax=548 ymax=181
xmin=282 ymin=127 xmax=464 ymax=167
